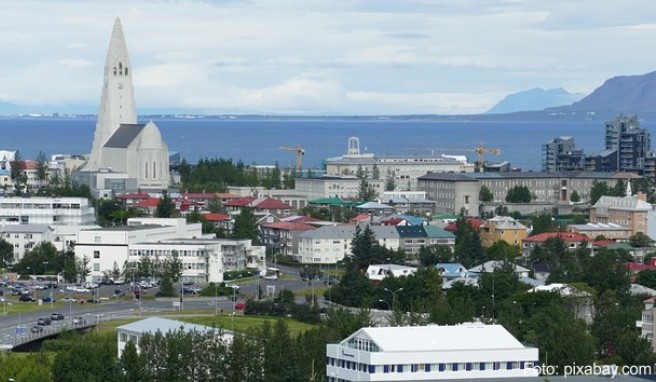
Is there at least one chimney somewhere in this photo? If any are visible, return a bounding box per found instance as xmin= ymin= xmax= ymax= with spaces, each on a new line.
xmin=637 ymin=192 xmax=647 ymax=202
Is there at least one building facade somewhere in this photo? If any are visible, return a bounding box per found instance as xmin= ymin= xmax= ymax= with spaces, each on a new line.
xmin=416 ymin=173 xmax=480 ymax=216
xmin=590 ymin=195 xmax=650 ymax=237
xmin=542 ymin=136 xmax=584 ymax=172
xmin=326 ymin=324 xmax=539 ymax=381
xmin=294 ymin=176 xmax=386 ymax=200
xmin=480 ymin=216 xmax=529 ymax=247
xmin=0 ymin=196 xmax=96 ymax=226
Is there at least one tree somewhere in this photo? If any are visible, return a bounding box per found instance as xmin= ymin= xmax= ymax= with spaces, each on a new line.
xmin=0 ymin=238 xmax=13 ymax=268
xmin=155 ymin=190 xmax=176 ymax=218
xmin=590 ymin=180 xmax=612 ymax=205
xmin=485 ymin=240 xmax=520 ymax=261
xmin=570 ymin=190 xmax=581 ymax=203
xmin=232 ymin=207 xmax=260 ymax=244
xmin=505 ymin=185 xmax=531 ymax=203
xmin=356 ymin=165 xmax=365 ymax=179
xmin=77 ymin=255 xmax=91 ymax=283
xmin=385 ymin=169 xmax=396 ymax=191
xmin=120 ymin=340 xmax=144 ymax=382
xmin=419 ymin=245 xmax=453 ymax=266
xmin=630 ymin=232 xmax=653 ymax=248
xmin=357 ymin=179 xmax=377 ymax=201
xmin=531 ymin=212 xmax=557 ymax=235
xmin=35 ymin=150 xmax=48 ymax=187
xmin=372 ymin=163 xmax=380 ymax=179
xmin=479 ymin=185 xmax=493 ymax=203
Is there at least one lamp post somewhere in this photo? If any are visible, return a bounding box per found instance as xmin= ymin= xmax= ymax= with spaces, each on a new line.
xmin=232 ymin=287 xmax=237 ymax=311
xmin=384 ymin=287 xmax=403 ymax=309
xmin=27 ymin=267 xmax=35 ymax=300
xmin=44 ymin=261 xmax=53 ymax=307
xmin=377 ymin=299 xmax=391 ymax=310
xmin=215 ymin=282 xmax=219 ymax=315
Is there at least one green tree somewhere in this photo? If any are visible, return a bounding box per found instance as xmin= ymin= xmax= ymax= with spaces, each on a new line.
xmin=629 ymin=232 xmax=653 ymax=248
xmin=570 ymin=189 xmax=581 ymax=203
xmin=0 ymin=352 xmax=52 ymax=382
xmin=357 ymin=179 xmax=377 ymax=201
xmin=385 ymin=168 xmax=396 ymax=191
xmin=419 ymin=245 xmax=453 ymax=266
xmin=485 ymin=240 xmax=521 ymax=261
xmin=51 ymin=333 xmax=123 ymax=382
xmin=590 ymin=180 xmax=612 ymax=205
xmin=155 ymin=190 xmax=176 ymax=218
xmin=356 ymin=165 xmax=365 ymax=179
xmin=372 ymin=163 xmax=380 ymax=179
xmin=35 ymin=150 xmax=48 ymax=187
xmin=10 ymin=150 xmax=23 ymax=195
xmin=531 ymin=212 xmax=557 ymax=235
xmin=479 ymin=185 xmax=494 ymax=203
xmin=120 ymin=340 xmax=144 ymax=382
xmin=232 ymin=207 xmax=260 ymax=244
xmin=505 ymin=185 xmax=531 ymax=203
xmin=636 ymin=270 xmax=656 ymax=289
xmin=0 ymin=238 xmax=14 ymax=268
xmin=77 ymin=255 xmax=91 ymax=283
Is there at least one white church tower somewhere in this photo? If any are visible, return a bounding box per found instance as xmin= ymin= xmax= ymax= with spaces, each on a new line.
xmin=86 ymin=18 xmax=138 ymax=171
xmin=78 ymin=18 xmax=170 ymax=192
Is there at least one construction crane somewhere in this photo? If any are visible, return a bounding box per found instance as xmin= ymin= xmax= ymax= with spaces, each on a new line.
xmin=279 ymin=145 xmax=305 ymax=171
xmin=404 ymin=143 xmax=501 ymax=170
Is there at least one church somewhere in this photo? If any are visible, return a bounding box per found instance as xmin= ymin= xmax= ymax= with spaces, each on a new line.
xmin=75 ymin=18 xmax=170 ymax=194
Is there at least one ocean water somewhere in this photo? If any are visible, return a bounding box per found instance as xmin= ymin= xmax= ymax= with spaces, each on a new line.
xmin=0 ymin=117 xmax=641 ymax=170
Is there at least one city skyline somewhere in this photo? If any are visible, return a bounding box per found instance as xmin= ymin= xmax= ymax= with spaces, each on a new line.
xmin=3 ymin=0 xmax=656 ymax=115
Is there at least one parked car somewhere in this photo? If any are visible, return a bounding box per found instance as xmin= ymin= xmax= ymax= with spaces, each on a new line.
xmin=31 ymin=325 xmax=44 ymax=334
xmin=42 ymin=296 xmax=55 ymax=303
xmin=114 ymin=289 xmax=126 ymax=297
xmin=37 ymin=317 xmax=52 ymax=326
xmin=19 ymin=295 xmax=35 ymax=302
xmin=50 ymin=313 xmax=64 ymax=321
xmin=86 ymin=298 xmax=101 ymax=304
xmin=182 ymin=287 xmax=198 ymax=295
xmin=60 ymin=297 xmax=77 ymax=302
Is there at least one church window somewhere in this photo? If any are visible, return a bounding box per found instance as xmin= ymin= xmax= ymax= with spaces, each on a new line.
xmin=113 ymin=67 xmax=117 ymax=75
xmin=145 ymin=162 xmax=149 ymax=178
xmin=118 ymin=62 xmax=123 ymax=75
xmin=153 ymin=162 xmax=156 ymax=178
xmin=125 ymin=67 xmax=128 ymax=75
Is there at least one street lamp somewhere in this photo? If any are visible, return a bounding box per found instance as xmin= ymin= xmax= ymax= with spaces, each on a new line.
xmin=384 ymin=287 xmax=403 ymax=309
xmin=232 ymin=287 xmax=237 ymax=311
xmin=44 ymin=261 xmax=53 ymax=307
xmin=377 ymin=299 xmax=391 ymax=310
xmin=26 ymin=267 xmax=35 ymax=299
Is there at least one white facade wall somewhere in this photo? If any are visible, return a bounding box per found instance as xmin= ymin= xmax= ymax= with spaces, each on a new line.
xmin=298 ymin=234 xmax=400 ymax=264
xmin=0 ymin=197 xmax=96 ymax=225
xmin=294 ymin=177 xmax=386 ymax=200
xmin=0 ymin=226 xmax=53 ymax=261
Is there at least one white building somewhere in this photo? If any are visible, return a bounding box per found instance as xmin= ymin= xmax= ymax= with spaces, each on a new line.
xmin=0 ymin=224 xmax=53 ymax=261
xmin=298 ymin=225 xmax=400 ymax=264
xmin=0 ymin=196 xmax=96 ymax=226
xmin=327 ymin=324 xmax=539 ymax=381
xmin=294 ymin=175 xmax=386 ymax=200
xmin=117 ymin=316 xmax=232 ymax=358
xmin=324 ymin=137 xmax=475 ymax=191
xmin=78 ymin=18 xmax=169 ymax=192
xmin=128 ymin=238 xmax=265 ymax=283
xmin=75 ymin=218 xmax=203 ymax=283
xmin=366 ymin=264 xmax=417 ymax=282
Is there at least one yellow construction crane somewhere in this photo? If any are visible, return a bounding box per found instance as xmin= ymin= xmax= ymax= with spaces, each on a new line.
xmin=279 ymin=145 xmax=305 ymax=171
xmin=404 ymin=143 xmax=501 ymax=169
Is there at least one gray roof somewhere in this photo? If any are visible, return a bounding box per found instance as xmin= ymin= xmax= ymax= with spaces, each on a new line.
xmin=418 ymin=173 xmax=478 ymax=182
xmin=299 ymin=225 xmax=399 ymax=240
xmin=471 ymin=171 xmax=624 ymax=180
xmin=88 ymin=224 xmax=165 ymax=232
xmin=117 ymin=316 xmax=216 ymax=336
xmin=0 ymin=224 xmax=52 ymax=233
xmin=104 ymin=123 xmax=146 ymax=148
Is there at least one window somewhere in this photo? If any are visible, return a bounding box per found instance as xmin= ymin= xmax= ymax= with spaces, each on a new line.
xmin=93 ymin=263 xmax=100 ymax=271
xmin=94 ymin=236 xmax=101 ymax=243
xmin=93 ymin=251 xmax=100 ymax=259
xmin=120 ymin=333 xmax=127 ymax=342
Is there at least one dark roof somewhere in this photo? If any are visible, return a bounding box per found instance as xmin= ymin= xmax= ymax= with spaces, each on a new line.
xmin=418 ymin=173 xmax=478 ymax=181
xmin=532 ymin=262 xmax=551 ymax=273
xmin=396 ymin=225 xmax=427 ymax=238
xmin=104 ymin=124 xmax=146 ymax=149
xmin=471 ymin=171 xmax=626 ymax=180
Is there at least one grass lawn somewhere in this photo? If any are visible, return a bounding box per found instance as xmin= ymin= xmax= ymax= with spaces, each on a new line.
xmin=93 ymin=312 xmax=316 ymax=337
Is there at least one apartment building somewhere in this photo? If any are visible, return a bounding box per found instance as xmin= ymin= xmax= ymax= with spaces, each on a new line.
xmin=479 ymin=216 xmax=529 ymax=247
xmin=0 ymin=196 xmax=96 ymax=226
xmin=590 ymin=195 xmax=650 ymax=236
xmin=298 ymin=225 xmax=399 ymax=264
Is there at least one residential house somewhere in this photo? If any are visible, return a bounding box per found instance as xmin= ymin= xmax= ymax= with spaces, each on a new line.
xmin=326 ymin=324 xmax=538 ymax=381
xmin=0 ymin=224 xmax=53 ymax=261
xmin=590 ymin=194 xmax=650 ymax=237
xmin=639 ymin=297 xmax=656 ymax=351
xmin=423 ymin=225 xmax=456 ymax=251
xmin=567 ymin=222 xmax=632 ymax=241
xmin=479 ymin=216 xmax=528 ymax=247
xmin=468 ymin=260 xmax=530 ymax=278
xmin=202 ymin=213 xmax=233 ymax=233
xmin=521 ymin=232 xmax=590 ymax=259
xmin=225 ymin=196 xmax=293 ymax=216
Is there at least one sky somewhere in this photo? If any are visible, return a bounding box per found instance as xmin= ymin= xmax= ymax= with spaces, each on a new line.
xmin=2 ymin=0 xmax=656 ymax=115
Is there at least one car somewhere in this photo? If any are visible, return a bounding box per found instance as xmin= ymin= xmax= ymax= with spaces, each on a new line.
xmin=114 ymin=289 xmax=126 ymax=297
xmin=42 ymin=296 xmax=55 ymax=303
xmin=182 ymin=287 xmax=197 ymax=295
xmin=31 ymin=325 xmax=44 ymax=334
xmin=37 ymin=317 xmax=52 ymax=326
xmin=19 ymin=295 xmax=35 ymax=302
xmin=86 ymin=298 xmax=101 ymax=304
xmin=61 ymin=297 xmax=77 ymax=302
xmin=50 ymin=313 xmax=64 ymax=321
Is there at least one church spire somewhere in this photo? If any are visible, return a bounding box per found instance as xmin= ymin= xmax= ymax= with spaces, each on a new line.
xmin=86 ymin=17 xmax=138 ymax=171
xmin=626 ymin=178 xmax=632 ymax=197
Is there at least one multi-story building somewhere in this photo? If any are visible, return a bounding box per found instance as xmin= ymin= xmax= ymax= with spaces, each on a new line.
xmin=417 ymin=171 xmax=628 ymax=215
xmin=75 ymin=218 xmax=203 ymax=282
xmin=567 ymin=222 xmax=632 ymax=241
xmin=590 ymin=195 xmax=650 ymax=236
xmin=0 ymin=224 xmax=53 ymax=261
xmin=324 ymin=137 xmax=475 ymax=191
xmin=298 ymin=225 xmax=400 ymax=264
xmin=542 ymin=136 xmax=584 ymax=172
xmin=416 ymin=173 xmax=479 ymax=216
xmin=326 ymin=324 xmax=539 ymax=381
xmin=0 ymin=196 xmax=96 ymax=226
xmin=294 ymin=175 xmax=385 ymax=200
xmin=605 ymin=114 xmax=650 ymax=173
xmin=479 ymin=216 xmax=528 ymax=247
xmin=260 ymin=221 xmax=316 ymax=257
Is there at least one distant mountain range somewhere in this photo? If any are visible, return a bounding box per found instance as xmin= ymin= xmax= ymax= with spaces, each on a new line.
xmin=546 ymin=71 xmax=656 ymax=114
xmin=487 ymin=87 xmax=583 ymax=114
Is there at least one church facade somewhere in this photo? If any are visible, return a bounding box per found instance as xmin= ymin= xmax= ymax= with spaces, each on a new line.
xmin=77 ymin=18 xmax=169 ymax=193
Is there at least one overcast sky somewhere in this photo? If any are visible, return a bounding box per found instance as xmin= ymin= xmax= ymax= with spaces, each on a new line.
xmin=2 ymin=0 xmax=656 ymax=115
